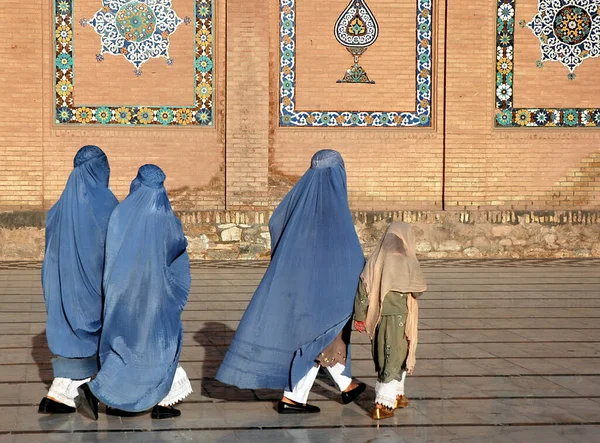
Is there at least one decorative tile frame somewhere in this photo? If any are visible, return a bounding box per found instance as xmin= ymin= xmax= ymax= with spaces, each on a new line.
xmin=53 ymin=0 xmax=214 ymax=126
xmin=279 ymin=0 xmax=433 ymax=127
xmin=495 ymin=0 xmax=600 ymax=127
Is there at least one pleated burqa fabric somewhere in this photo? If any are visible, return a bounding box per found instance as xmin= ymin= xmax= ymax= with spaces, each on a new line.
xmin=42 ymin=145 xmax=118 ymax=379
xmin=89 ymin=164 xmax=191 ymax=412
xmin=216 ymin=150 xmax=365 ymax=390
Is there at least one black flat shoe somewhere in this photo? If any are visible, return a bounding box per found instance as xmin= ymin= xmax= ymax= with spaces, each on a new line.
xmin=75 ymin=383 xmax=98 ymax=421
xmin=38 ymin=397 xmax=76 ymax=414
xmin=277 ymin=400 xmax=320 ymax=414
xmin=106 ymin=407 xmax=143 ymax=417
xmin=151 ymin=405 xmax=181 ymax=419
xmin=341 ymin=382 xmax=366 ymax=404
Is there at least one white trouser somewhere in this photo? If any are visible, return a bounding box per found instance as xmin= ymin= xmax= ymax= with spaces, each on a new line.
xmin=283 ymin=363 xmax=352 ymax=404
xmin=375 ymin=370 xmax=407 ymax=408
xmin=47 ymin=377 xmax=91 ymax=408
xmin=324 ymin=362 xmax=353 ymax=392
xmin=158 ymin=366 xmax=193 ymax=407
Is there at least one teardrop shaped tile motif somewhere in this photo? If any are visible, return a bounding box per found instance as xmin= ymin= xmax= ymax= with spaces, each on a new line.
xmin=334 ymin=0 xmax=379 ymax=83
xmin=335 ymin=0 xmax=379 ymax=48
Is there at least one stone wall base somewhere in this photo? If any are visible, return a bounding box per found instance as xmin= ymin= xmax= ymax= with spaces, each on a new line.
xmin=1 ymin=210 xmax=599 ymax=261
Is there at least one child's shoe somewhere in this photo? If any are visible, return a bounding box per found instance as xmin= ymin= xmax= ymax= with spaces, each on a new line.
xmin=395 ymin=395 xmax=410 ymax=408
xmin=371 ymin=405 xmax=394 ymax=420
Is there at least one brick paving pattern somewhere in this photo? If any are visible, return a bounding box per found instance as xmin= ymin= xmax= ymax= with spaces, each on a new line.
xmin=0 ymin=260 xmax=599 ymax=442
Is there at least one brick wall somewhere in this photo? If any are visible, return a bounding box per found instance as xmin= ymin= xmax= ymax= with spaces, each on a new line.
xmin=0 ymin=0 xmax=44 ymax=209
xmin=2 ymin=0 xmax=226 ymax=211
xmin=0 ymin=0 xmax=598 ymax=213
xmin=267 ymin=0 xmax=444 ymax=210
xmin=225 ymin=0 xmax=270 ymax=208
xmin=444 ymin=0 xmax=600 ymax=210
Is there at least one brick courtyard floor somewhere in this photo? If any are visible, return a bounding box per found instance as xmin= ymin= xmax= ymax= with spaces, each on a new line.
xmin=0 ymin=259 xmax=599 ymax=442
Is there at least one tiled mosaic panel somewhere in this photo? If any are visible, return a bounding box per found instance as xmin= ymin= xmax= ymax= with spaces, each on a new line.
xmin=279 ymin=0 xmax=433 ymax=127
xmin=54 ymin=0 xmax=214 ymax=126
xmin=495 ymin=0 xmax=600 ymax=128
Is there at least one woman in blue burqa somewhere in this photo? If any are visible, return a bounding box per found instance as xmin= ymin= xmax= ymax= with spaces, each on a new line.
xmin=76 ymin=164 xmax=192 ymax=420
xmin=216 ymin=149 xmax=367 ymax=413
xmin=39 ymin=145 xmax=118 ymax=414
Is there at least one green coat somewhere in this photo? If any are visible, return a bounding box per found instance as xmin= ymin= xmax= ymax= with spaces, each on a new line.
xmin=355 ymin=281 xmax=419 ymax=383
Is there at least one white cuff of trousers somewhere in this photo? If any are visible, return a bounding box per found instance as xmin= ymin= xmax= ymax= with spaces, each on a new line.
xmin=283 ymin=365 xmax=320 ymax=404
xmin=324 ymin=363 xmax=352 ymax=392
xmin=47 ymin=377 xmax=91 ymax=408
xmin=397 ymin=370 xmax=407 ymax=396
xmin=158 ymin=366 xmax=193 ymax=407
xmin=375 ymin=380 xmax=398 ymax=409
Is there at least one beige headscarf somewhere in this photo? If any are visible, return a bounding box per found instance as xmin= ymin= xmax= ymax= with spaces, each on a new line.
xmin=360 ymin=222 xmax=427 ymax=372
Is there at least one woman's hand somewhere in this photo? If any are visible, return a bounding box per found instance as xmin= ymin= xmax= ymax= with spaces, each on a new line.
xmin=354 ymin=320 xmax=366 ymax=333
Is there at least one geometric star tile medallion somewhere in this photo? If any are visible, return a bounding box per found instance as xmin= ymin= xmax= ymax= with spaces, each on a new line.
xmin=528 ymin=0 xmax=600 ymax=80
xmin=86 ymin=0 xmax=184 ymax=77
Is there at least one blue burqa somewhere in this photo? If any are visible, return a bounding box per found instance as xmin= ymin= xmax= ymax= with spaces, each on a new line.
xmin=216 ymin=150 xmax=365 ymax=390
xmin=42 ymin=146 xmax=118 ymax=379
xmin=88 ymin=164 xmax=191 ymax=412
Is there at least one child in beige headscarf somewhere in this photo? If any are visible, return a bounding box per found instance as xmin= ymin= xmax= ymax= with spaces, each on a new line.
xmin=354 ymin=221 xmax=427 ymax=420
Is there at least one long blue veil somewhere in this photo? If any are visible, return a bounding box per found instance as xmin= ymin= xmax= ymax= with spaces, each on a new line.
xmin=88 ymin=164 xmax=191 ymax=412
xmin=216 ymin=150 xmax=364 ymax=390
xmin=42 ymin=145 xmax=118 ymax=378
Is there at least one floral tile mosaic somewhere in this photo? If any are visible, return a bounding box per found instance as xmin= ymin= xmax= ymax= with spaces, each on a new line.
xmin=495 ymin=0 xmax=600 ymax=128
xmin=54 ymin=0 xmax=214 ymax=126
xmin=279 ymin=0 xmax=433 ymax=127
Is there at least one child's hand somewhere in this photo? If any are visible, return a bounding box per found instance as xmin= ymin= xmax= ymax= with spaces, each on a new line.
xmin=354 ymin=320 xmax=366 ymax=333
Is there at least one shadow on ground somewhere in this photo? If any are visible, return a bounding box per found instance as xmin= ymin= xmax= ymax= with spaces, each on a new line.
xmin=193 ymin=322 xmax=372 ymax=411
xmin=31 ymin=330 xmax=52 ymax=387
xmin=194 ymin=322 xmax=262 ymax=402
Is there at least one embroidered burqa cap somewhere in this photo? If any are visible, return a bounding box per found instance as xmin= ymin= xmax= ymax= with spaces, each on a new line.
xmin=73 ymin=145 xmax=105 ymax=167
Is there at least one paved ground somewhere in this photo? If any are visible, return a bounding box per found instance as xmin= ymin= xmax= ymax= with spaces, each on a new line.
xmin=0 ymin=259 xmax=599 ymax=442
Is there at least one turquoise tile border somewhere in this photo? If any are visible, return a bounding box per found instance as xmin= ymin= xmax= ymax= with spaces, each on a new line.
xmin=495 ymin=0 xmax=600 ymax=128
xmin=279 ymin=0 xmax=433 ymax=127
xmin=53 ymin=0 xmax=214 ymax=126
